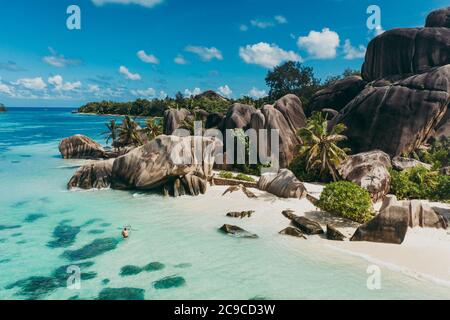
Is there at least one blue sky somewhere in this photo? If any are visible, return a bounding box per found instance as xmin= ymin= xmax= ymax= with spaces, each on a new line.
xmin=0 ymin=0 xmax=447 ymax=107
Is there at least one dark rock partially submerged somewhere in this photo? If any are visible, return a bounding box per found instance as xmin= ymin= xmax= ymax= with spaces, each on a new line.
xmin=219 ymin=224 xmax=258 ymax=239
xmin=279 ymin=227 xmax=307 ymax=239
xmin=68 ymin=159 xmax=114 ymax=189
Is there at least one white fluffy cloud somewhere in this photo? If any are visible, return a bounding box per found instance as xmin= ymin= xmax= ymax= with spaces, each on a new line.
xmin=218 ymin=85 xmax=232 ymax=97
xmin=137 ymin=50 xmax=159 ymax=64
xmin=119 ymin=66 xmax=141 ymax=80
xmin=131 ymin=87 xmax=156 ymax=97
xmin=297 ymin=28 xmax=340 ymax=59
xmin=88 ymin=84 xmax=100 ymax=93
xmin=174 ymin=54 xmax=188 ymax=65
xmin=48 ymin=75 xmax=82 ymax=91
xmin=274 ymin=15 xmax=288 ymax=24
xmin=0 ymin=82 xmax=13 ymax=95
xmin=343 ymin=39 xmax=366 ymax=60
xmin=91 ymin=0 xmax=163 ymax=8
xmin=239 ymin=42 xmax=302 ymax=68
xmin=185 ymin=46 xmax=223 ymax=61
xmin=43 ymin=47 xmax=81 ymax=68
xmin=247 ymin=87 xmax=268 ymax=99
xmin=184 ymin=87 xmax=201 ymax=97
xmin=14 ymin=77 xmax=47 ymax=90
xmin=250 ymin=19 xmax=274 ymax=29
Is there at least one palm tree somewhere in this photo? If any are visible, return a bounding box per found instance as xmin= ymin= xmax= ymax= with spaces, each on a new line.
xmin=102 ymin=119 xmax=119 ymax=146
xmin=119 ymin=116 xmax=143 ymax=146
xmin=298 ymin=112 xmax=349 ymax=182
xmin=145 ymin=117 xmax=163 ymax=140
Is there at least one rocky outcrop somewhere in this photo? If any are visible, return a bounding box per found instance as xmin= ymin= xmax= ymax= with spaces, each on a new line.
xmin=435 ymin=108 xmax=450 ymax=138
xmin=224 ymin=103 xmax=256 ymax=130
xmin=250 ymin=95 xmax=306 ymax=167
xmin=205 ymin=112 xmax=224 ymax=129
xmin=68 ymin=159 xmax=114 ymax=189
xmin=111 ymin=135 xmax=220 ymax=195
xmin=257 ymin=169 xmax=307 ymax=199
xmin=309 ymin=76 xmax=366 ymax=114
xmin=59 ymin=135 xmax=106 ymax=159
xmin=219 ymin=224 xmax=258 ymax=239
xmin=351 ymin=195 xmax=448 ymax=244
xmin=282 ymin=211 xmax=323 ymax=235
xmin=67 ymin=135 xmax=222 ymax=197
xmin=326 ymin=225 xmax=346 ymax=241
xmin=391 ymin=157 xmax=432 ymax=171
xmin=362 ymin=28 xmax=450 ymax=81
xmin=332 ymin=65 xmax=450 ymax=157
xmin=226 ymin=211 xmax=254 ymax=218
xmin=0 ymin=104 xmax=6 ymax=112
xmin=338 ymin=151 xmax=391 ymax=202
xmin=163 ymin=108 xmax=192 ymax=135
xmin=425 ymin=7 xmax=450 ymax=28
xmin=279 ymin=227 xmax=307 ymax=239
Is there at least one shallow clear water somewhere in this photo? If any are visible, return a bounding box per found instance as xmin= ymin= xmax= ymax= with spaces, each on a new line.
xmin=0 ymin=108 xmax=449 ymax=300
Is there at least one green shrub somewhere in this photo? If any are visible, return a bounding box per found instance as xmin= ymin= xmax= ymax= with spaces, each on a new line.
xmin=389 ymin=167 xmax=450 ymax=202
xmin=317 ymin=181 xmax=373 ymax=223
xmin=218 ymin=171 xmax=233 ymax=179
xmin=235 ymin=173 xmax=255 ymax=182
xmin=288 ymin=156 xmax=328 ymax=182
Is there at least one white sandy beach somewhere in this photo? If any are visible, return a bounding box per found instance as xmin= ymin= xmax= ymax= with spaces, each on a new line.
xmin=201 ymin=183 xmax=450 ymax=287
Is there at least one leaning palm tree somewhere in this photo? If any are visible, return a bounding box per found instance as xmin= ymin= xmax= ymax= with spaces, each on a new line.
xmin=298 ymin=112 xmax=349 ymax=182
xmin=119 ymin=116 xmax=143 ymax=147
xmin=145 ymin=117 xmax=163 ymax=140
xmin=102 ymin=119 xmax=119 ymax=146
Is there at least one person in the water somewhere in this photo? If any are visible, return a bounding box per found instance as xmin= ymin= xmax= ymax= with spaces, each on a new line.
xmin=122 ymin=227 xmax=129 ymax=239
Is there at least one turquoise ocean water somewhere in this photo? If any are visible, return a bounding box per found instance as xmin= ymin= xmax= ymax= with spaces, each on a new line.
xmin=0 ymin=108 xmax=449 ymax=300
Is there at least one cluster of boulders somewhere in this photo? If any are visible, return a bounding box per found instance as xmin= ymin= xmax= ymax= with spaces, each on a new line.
xmin=63 ymin=135 xmax=222 ymax=197
xmin=351 ymin=195 xmax=448 ymax=244
xmin=163 ymin=94 xmax=306 ymax=168
xmin=309 ymin=7 xmax=450 ymax=158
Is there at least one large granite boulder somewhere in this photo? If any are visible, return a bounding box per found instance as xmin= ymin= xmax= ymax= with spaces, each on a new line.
xmin=59 ymin=135 xmax=106 ymax=159
xmin=308 ymin=76 xmax=366 ymax=114
xmin=362 ymin=28 xmax=450 ymax=81
xmin=435 ymin=108 xmax=450 ymax=138
xmin=338 ymin=151 xmax=392 ymax=202
xmin=351 ymin=195 xmax=448 ymax=244
xmin=163 ymin=108 xmax=192 ymax=135
xmin=110 ymin=135 xmax=221 ymax=196
xmin=68 ymin=159 xmax=114 ymax=189
xmin=250 ymin=95 xmax=306 ymax=167
xmin=223 ymin=103 xmax=256 ymax=130
xmin=425 ymin=7 xmax=450 ymax=28
xmin=391 ymin=157 xmax=432 ymax=171
xmin=205 ymin=112 xmax=224 ymax=129
xmin=332 ymin=65 xmax=450 ymax=157
xmin=257 ymin=169 xmax=307 ymax=199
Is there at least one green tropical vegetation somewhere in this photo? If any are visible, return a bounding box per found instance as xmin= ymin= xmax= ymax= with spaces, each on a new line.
xmin=144 ymin=117 xmax=163 ymax=140
xmin=296 ymin=112 xmax=349 ymax=182
xmin=218 ymin=171 xmax=255 ymax=182
xmin=389 ymin=167 xmax=450 ymax=202
xmin=317 ymin=181 xmax=374 ymax=223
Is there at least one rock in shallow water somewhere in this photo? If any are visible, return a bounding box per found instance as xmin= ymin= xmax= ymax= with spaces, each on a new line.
xmin=47 ymin=223 xmax=81 ymax=248
xmin=120 ymin=265 xmax=143 ymax=277
xmin=62 ymin=237 xmax=119 ymax=261
xmin=97 ymin=287 xmax=145 ymax=300
xmin=59 ymin=134 xmax=106 ymax=159
xmin=291 ymin=217 xmax=324 ymax=235
xmin=219 ymin=224 xmax=258 ymax=239
xmin=153 ymin=276 xmax=186 ymax=289
xmin=143 ymin=262 xmax=165 ymax=272
xmin=68 ymin=159 xmax=114 ymax=189
xmin=24 ymin=213 xmax=46 ymax=223
xmin=279 ymin=227 xmax=307 ymax=239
